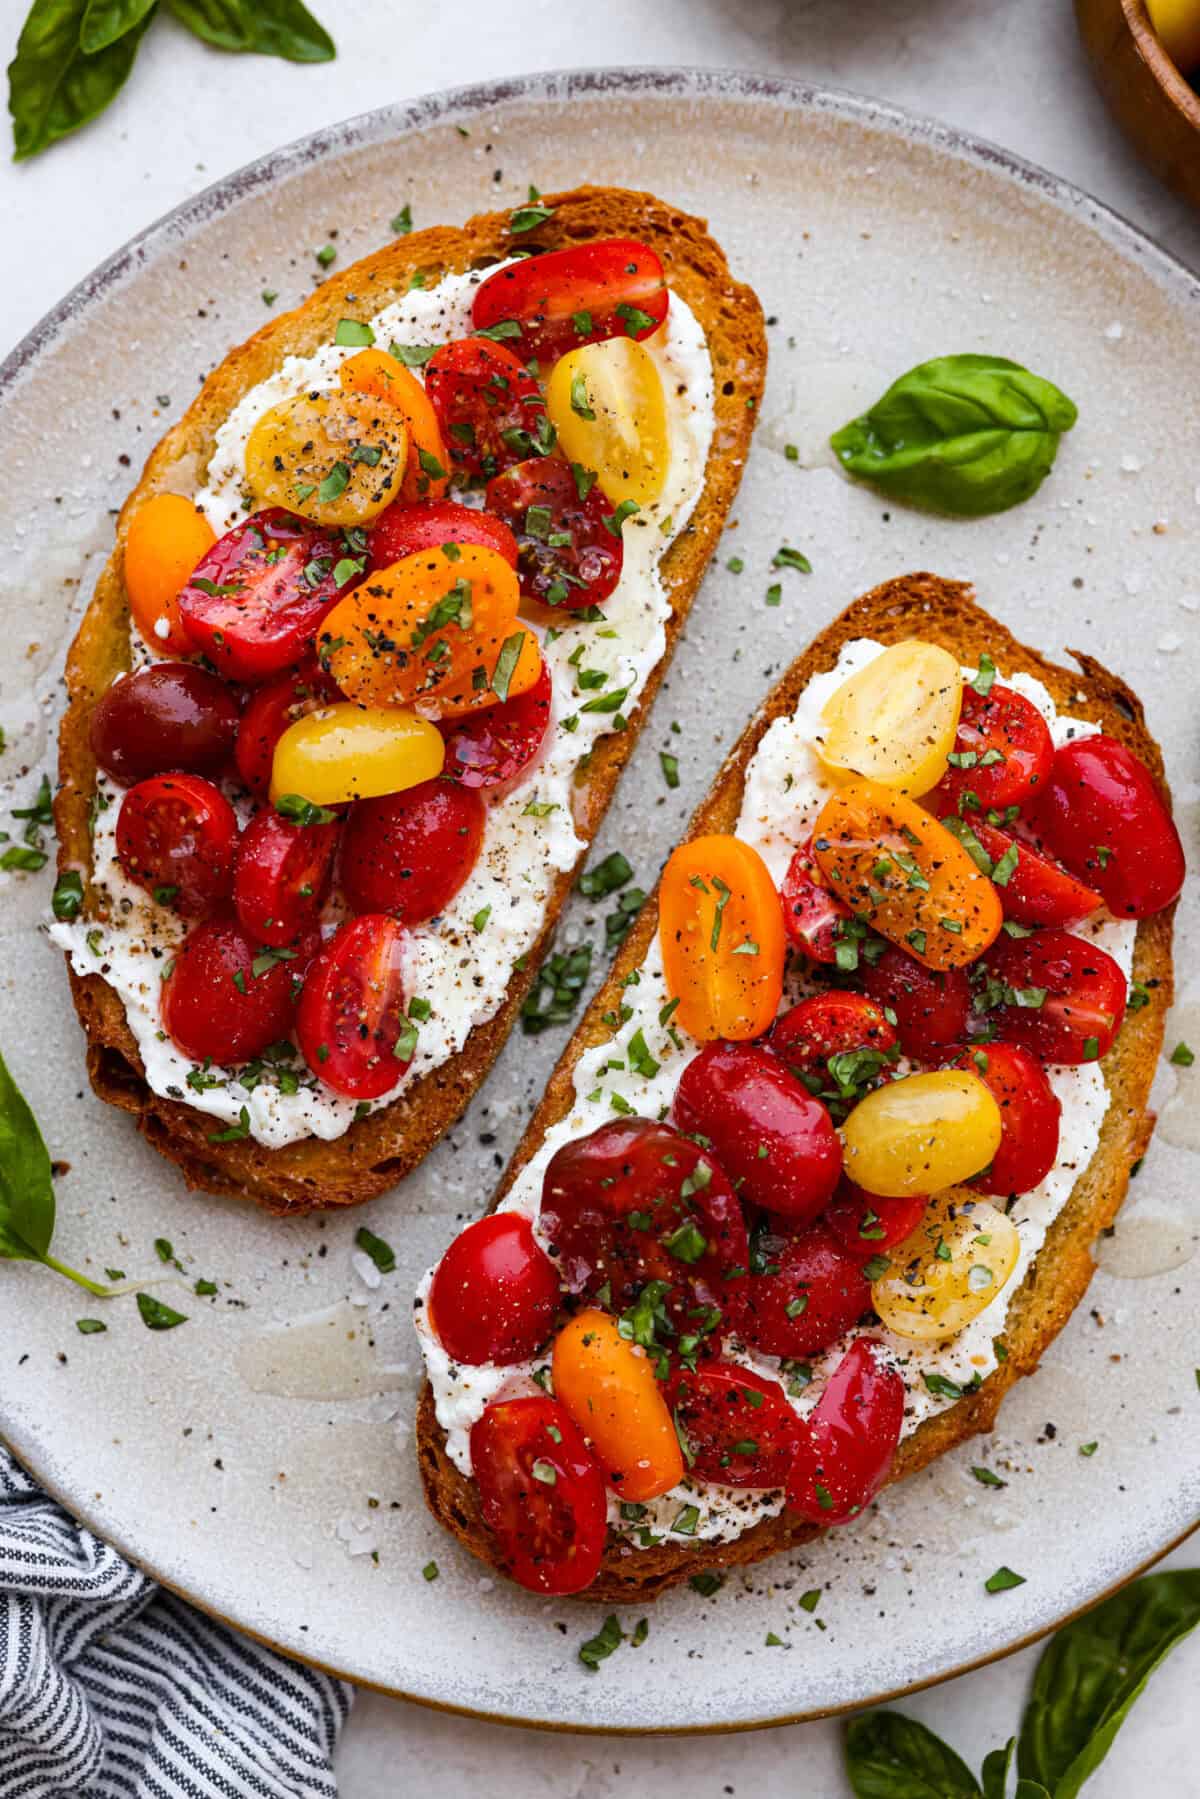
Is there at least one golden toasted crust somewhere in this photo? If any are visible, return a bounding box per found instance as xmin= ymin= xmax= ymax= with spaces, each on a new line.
xmin=53 ymin=186 xmax=766 ymax=1214
xmin=417 ymin=572 xmax=1175 ymax=1601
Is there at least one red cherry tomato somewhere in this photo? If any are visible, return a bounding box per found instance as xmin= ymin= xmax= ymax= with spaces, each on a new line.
xmin=942 ymin=1041 xmax=1061 ymax=1196
xmin=424 ymin=338 xmax=549 ymax=479
xmin=440 ymin=657 xmax=553 ymax=791
xmin=90 ymin=664 xmax=239 ymax=785
xmin=1036 ymin=735 xmax=1186 ymax=920
xmin=471 ymin=239 xmax=669 ymax=364
xmin=674 ymin=1041 xmax=843 ymax=1223
xmin=486 ymin=457 xmax=624 ymax=612
xmin=365 ymin=496 xmax=519 ymax=575
xmin=929 ymin=682 xmax=1054 ymax=816
xmin=665 ymin=1363 xmax=798 ymax=1490
xmin=538 ymin=1117 xmax=749 ymax=1331
xmin=786 ymin=1338 xmax=904 ymax=1525
xmin=233 ymin=808 xmax=338 ymax=947
xmin=178 ymin=509 xmax=362 ymax=682
xmin=779 ymin=839 xmax=852 ymax=963
xmin=859 ymin=943 xmax=970 ymax=1058
xmin=295 ymin=913 xmax=410 ymax=1098
xmin=770 ymin=993 xmax=898 ymax=1102
xmin=824 ymin=1182 xmax=929 ymax=1261
xmin=234 ymin=657 xmax=338 ymax=796
xmin=980 ymin=927 xmax=1127 ymax=1065
xmin=971 ymin=819 xmax=1102 ymax=929
xmin=428 ymin=1213 xmax=560 ymax=1366
xmin=339 ymin=779 xmax=485 ymax=924
xmin=731 ymin=1220 xmax=871 ymax=1358
xmin=115 ymin=773 xmax=238 ymax=917
xmin=161 ymin=915 xmax=313 ymax=1063
xmin=470 ymin=1395 xmax=607 ymax=1595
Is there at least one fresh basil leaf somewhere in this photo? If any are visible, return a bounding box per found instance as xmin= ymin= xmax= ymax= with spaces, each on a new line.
xmin=166 ymin=0 xmax=334 ymax=62
xmin=980 ymin=1739 xmax=1014 ymax=1799
xmin=844 ymin=1712 xmax=982 ymax=1797
xmin=9 ymin=0 xmax=157 ymax=160
xmin=80 ymin=0 xmax=156 ymax=51
xmin=1017 ymin=1571 xmax=1200 ymax=1799
xmin=0 ymin=1045 xmax=54 ymax=1262
xmin=830 ymin=354 xmax=1078 ymax=517
xmin=136 ymin=1291 xmax=188 ymax=1330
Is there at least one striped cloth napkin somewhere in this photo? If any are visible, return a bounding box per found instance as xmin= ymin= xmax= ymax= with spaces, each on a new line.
xmin=0 ymin=1447 xmax=351 ymax=1797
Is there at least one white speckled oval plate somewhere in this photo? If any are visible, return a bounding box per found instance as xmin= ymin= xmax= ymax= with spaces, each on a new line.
xmin=0 ymin=69 xmax=1197 ymax=1733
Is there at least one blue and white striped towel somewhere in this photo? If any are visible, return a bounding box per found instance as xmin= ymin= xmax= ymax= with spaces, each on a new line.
xmin=0 ymin=1448 xmax=351 ymax=1797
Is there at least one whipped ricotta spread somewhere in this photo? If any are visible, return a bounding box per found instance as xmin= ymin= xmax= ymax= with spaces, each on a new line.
xmin=414 ymin=639 xmax=1137 ymax=1548
xmin=51 ymin=267 xmax=716 ymax=1148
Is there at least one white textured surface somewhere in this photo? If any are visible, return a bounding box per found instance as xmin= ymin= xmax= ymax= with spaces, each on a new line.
xmin=1 ymin=0 xmax=1198 ymax=1790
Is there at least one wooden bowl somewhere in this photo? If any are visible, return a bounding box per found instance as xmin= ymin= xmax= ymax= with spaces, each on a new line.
xmin=1075 ymin=0 xmax=1200 ymax=206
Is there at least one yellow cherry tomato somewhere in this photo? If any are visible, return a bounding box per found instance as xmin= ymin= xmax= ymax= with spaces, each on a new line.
xmin=812 ymin=778 xmax=1002 ymax=970
xmin=658 ymin=834 xmax=786 ymax=1041
xmin=123 ymin=493 xmax=215 ymax=655
xmin=269 ymin=702 xmax=444 ymax=807
xmin=545 ymin=337 xmax=669 ymax=507
xmin=817 ymin=641 xmax=963 ymax=796
xmin=319 ymin=543 xmax=540 ymax=719
xmin=552 ymin=1308 xmax=683 ymax=1503
xmin=244 ymin=390 xmax=408 ymax=526
xmin=871 ymin=1191 xmax=1019 ymax=1342
xmin=338 ymin=348 xmax=449 ymax=504
xmin=841 ymin=1070 xmax=1003 ymax=1199
xmin=1147 ymin=0 xmax=1200 ymax=72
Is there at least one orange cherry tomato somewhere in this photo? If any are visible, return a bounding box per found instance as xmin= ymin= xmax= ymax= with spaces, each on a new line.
xmin=318 ymin=542 xmax=541 ymax=719
xmin=658 ymin=834 xmax=786 ymax=1041
xmin=812 ymin=778 xmax=1002 ymax=971
xmin=338 ymin=348 xmax=450 ymax=505
xmin=551 ymin=1308 xmax=683 ymax=1503
xmin=123 ymin=493 xmax=215 ymax=655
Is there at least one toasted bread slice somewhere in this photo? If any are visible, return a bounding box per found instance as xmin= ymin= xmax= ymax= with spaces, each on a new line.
xmin=53 ymin=186 xmax=766 ymax=1215
xmin=417 ymin=572 xmax=1175 ymax=1601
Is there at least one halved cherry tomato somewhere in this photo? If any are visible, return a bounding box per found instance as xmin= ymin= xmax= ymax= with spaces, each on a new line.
xmin=235 ymin=657 xmax=339 ymax=796
xmin=91 ymin=663 xmax=239 ymax=785
xmin=244 ymin=390 xmax=407 ymax=526
xmin=339 ymin=778 xmax=485 ymax=923
xmin=178 ymin=510 xmax=362 ymax=683
xmin=440 ymin=658 xmax=552 ymax=791
xmin=233 ymin=808 xmax=338 ymax=947
xmin=123 ymin=493 xmax=216 ymax=655
xmin=813 ymin=778 xmax=1002 ymax=970
xmin=424 ymin=337 xmax=549 ymax=478
xmin=779 ymin=837 xmax=852 ymax=963
xmin=859 ymin=943 xmax=971 ymax=1058
xmin=786 ymin=1339 xmax=904 ymax=1525
xmin=871 ymin=1192 xmax=1019 ymax=1342
xmin=338 ymin=348 xmax=449 ymax=504
xmin=1036 ymin=735 xmax=1185 ymax=920
xmin=319 ymin=543 xmax=541 ymax=719
xmin=666 ymin=1363 xmax=798 ymax=1490
xmin=470 ymin=1396 xmax=606 ymax=1595
xmin=817 ymin=641 xmax=962 ymax=797
xmin=770 ymin=993 xmax=899 ymax=1108
xmin=841 ymin=1070 xmax=1002 ymax=1198
xmin=673 ymin=1042 xmax=842 ymax=1222
xmin=942 ymin=1041 xmax=1061 ymax=1196
xmin=545 ymin=337 xmax=668 ymax=508
xmin=428 ymin=1214 xmax=560 ymax=1366
xmin=659 ymin=835 xmax=786 ymax=1041
xmin=116 ymin=773 xmax=238 ymax=917
xmin=978 ymin=927 xmax=1127 ymax=1065
xmin=295 ymin=913 xmax=411 ymax=1098
xmin=161 ymin=915 xmax=314 ymax=1063
xmin=538 ymin=1118 xmax=748 ymax=1332
xmin=928 ymin=680 xmax=1054 ymax=815
xmin=552 ymin=1309 xmax=683 ymax=1502
xmin=730 ymin=1220 xmax=870 ymax=1358
xmin=471 ymin=239 xmax=669 ymax=364
xmin=486 ymin=456 xmax=624 ymax=611
xmin=823 ymin=1182 xmax=929 ymax=1261
xmin=966 ymin=819 xmax=1102 ymax=929
xmin=365 ymin=497 xmax=518 ymax=575
xmin=270 ymin=703 xmax=445 ymax=808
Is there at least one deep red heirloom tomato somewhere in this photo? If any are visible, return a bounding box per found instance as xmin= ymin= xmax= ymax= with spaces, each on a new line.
xmin=730 ymin=1220 xmax=871 ymax=1359
xmin=161 ymin=915 xmax=314 ymax=1063
xmin=486 ymin=457 xmax=624 ymax=612
xmin=234 ymin=656 xmax=339 ymax=796
xmin=770 ymin=993 xmax=898 ymax=1098
xmin=471 ymin=239 xmax=669 ymax=363
xmin=90 ymin=663 xmax=239 ymax=785
xmin=233 ymin=808 xmax=338 ymax=947
xmin=859 ymin=944 xmax=970 ymax=1058
xmin=439 ymin=659 xmax=553 ymax=791
xmin=929 ymin=681 xmax=1054 ymax=816
xmin=339 ymin=779 xmax=486 ymax=924
xmin=1036 ymin=735 xmax=1185 ymax=920
xmin=823 ymin=1182 xmax=929 ymax=1261
xmin=980 ymin=927 xmax=1127 ymax=1065
xmin=428 ymin=1214 xmax=560 ymax=1366
xmin=786 ymin=1338 xmax=905 ymax=1524
xmin=116 ymin=773 xmax=238 ymax=917
xmin=296 ymin=913 xmax=411 ymax=1098
xmin=365 ymin=496 xmax=519 ymax=574
xmin=470 ymin=1396 xmax=607 ymax=1595
xmin=424 ymin=338 xmax=550 ymax=478
xmin=942 ymin=1041 xmax=1061 ymax=1196
xmin=779 ymin=838 xmax=853 ymax=963
xmin=665 ymin=1363 xmax=799 ymax=1489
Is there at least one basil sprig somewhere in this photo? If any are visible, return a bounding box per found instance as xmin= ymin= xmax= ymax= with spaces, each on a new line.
xmin=844 ymin=1572 xmax=1200 ymax=1797
xmin=0 ymin=1046 xmax=112 ymax=1295
xmin=830 ymin=354 xmax=1077 ymax=517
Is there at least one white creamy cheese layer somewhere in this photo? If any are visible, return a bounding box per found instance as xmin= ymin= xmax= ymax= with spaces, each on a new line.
xmin=414 ymin=638 xmax=1137 ymax=1549
xmin=51 ymin=269 xmax=716 ymax=1149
